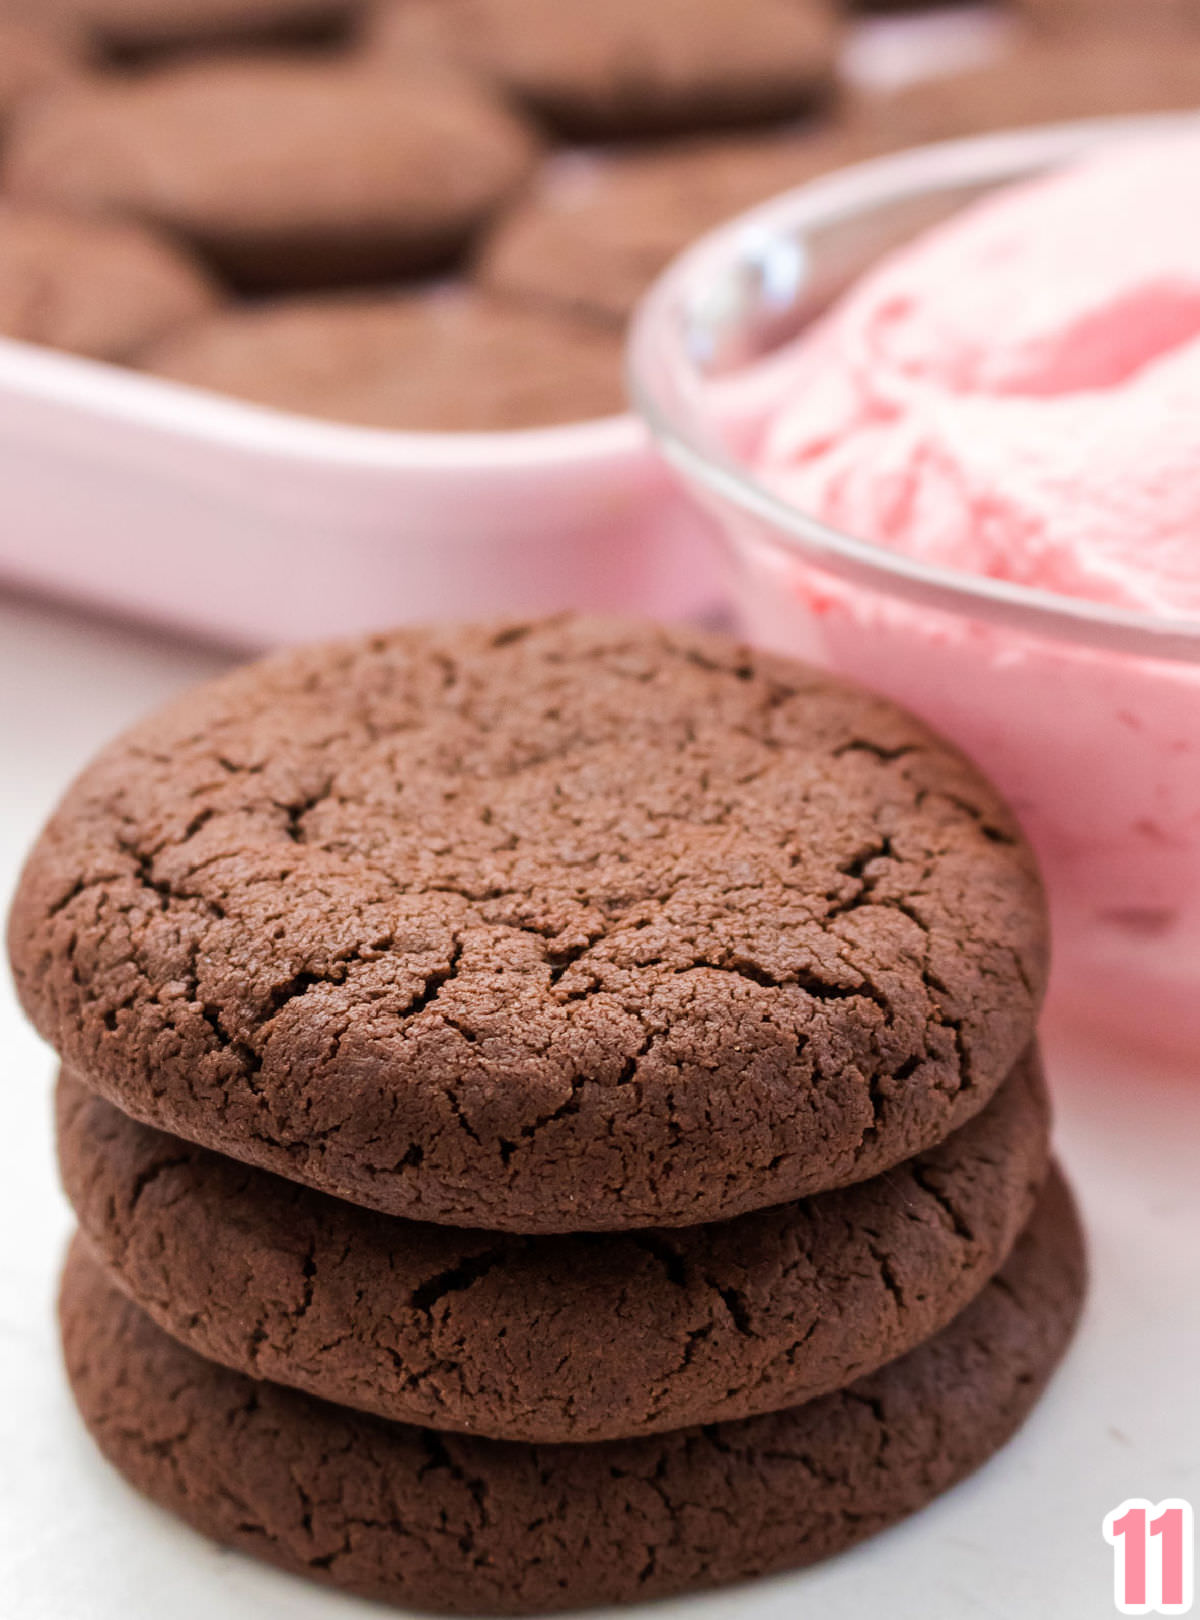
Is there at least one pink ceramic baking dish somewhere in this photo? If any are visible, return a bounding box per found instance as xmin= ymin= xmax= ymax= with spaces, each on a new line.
xmin=0 ymin=8 xmax=1002 ymax=649
xmin=0 ymin=335 xmax=724 ymax=648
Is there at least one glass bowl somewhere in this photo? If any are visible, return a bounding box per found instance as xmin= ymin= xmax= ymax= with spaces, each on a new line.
xmin=629 ymin=112 xmax=1200 ymax=1055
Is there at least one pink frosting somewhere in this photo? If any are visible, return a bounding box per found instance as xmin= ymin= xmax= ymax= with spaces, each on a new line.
xmin=758 ymin=136 xmax=1200 ymax=616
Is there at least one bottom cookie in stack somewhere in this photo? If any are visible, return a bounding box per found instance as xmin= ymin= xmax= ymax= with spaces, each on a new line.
xmin=59 ymin=1163 xmax=1084 ymax=1612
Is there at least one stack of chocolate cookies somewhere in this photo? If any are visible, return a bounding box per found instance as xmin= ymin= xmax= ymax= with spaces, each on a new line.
xmin=8 ymin=618 xmax=1084 ymax=1613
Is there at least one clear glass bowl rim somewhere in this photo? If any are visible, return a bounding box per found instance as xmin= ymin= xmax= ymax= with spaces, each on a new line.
xmin=628 ymin=111 xmax=1200 ymax=664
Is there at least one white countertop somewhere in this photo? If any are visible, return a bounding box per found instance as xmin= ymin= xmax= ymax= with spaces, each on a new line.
xmin=1 ymin=587 xmax=1197 ymax=1620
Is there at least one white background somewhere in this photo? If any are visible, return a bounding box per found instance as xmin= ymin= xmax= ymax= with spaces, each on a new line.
xmin=1 ymin=588 xmax=1198 ymax=1620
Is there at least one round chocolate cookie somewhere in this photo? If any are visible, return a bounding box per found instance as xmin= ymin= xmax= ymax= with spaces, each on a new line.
xmin=60 ymin=1171 xmax=1085 ymax=1614
xmin=1 ymin=59 xmax=540 ymax=290
xmin=477 ymin=128 xmax=870 ymax=328
xmin=58 ymin=1049 xmax=1050 ymax=1442
xmin=1014 ymin=0 xmax=1200 ymax=35
xmin=0 ymin=201 xmax=220 ymax=362
xmin=139 ymin=287 xmax=625 ymax=430
xmin=368 ymin=0 xmax=841 ymax=140
xmin=847 ymin=37 xmax=1200 ymax=149
xmin=0 ymin=19 xmax=81 ymax=126
xmin=34 ymin=0 xmax=356 ymax=54
xmin=10 ymin=619 xmax=1049 ymax=1232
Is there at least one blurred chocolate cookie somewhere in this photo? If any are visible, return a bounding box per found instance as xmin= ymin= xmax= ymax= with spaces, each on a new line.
xmin=0 ymin=18 xmax=81 ymax=125
xmin=19 ymin=0 xmax=357 ymax=54
xmin=479 ymin=128 xmax=868 ymax=327
xmin=848 ymin=37 xmax=1200 ymax=147
xmin=0 ymin=201 xmax=220 ymax=360
xmin=1014 ymin=0 xmax=1200 ymax=35
xmin=141 ymin=287 xmax=624 ymax=428
xmin=2 ymin=59 xmax=540 ymax=289
xmin=367 ymin=0 xmax=841 ymax=139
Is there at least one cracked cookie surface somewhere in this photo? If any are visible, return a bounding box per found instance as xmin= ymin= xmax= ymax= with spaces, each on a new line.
xmin=11 ymin=617 xmax=1049 ymax=1231
xmin=58 ymin=1049 xmax=1050 ymax=1442
xmin=59 ymin=1170 xmax=1085 ymax=1614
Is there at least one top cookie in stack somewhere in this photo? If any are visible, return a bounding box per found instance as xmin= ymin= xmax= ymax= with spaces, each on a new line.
xmin=10 ymin=617 xmax=1048 ymax=1234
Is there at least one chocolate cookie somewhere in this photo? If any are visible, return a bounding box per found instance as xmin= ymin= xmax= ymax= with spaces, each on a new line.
xmin=35 ymin=0 xmax=356 ymax=54
xmin=139 ymin=287 xmax=625 ymax=430
xmin=0 ymin=19 xmax=81 ymax=126
xmin=1014 ymin=0 xmax=1200 ymax=35
xmin=1 ymin=60 xmax=540 ymax=290
xmin=58 ymin=1049 xmax=1050 ymax=1442
xmin=10 ymin=619 xmax=1049 ymax=1233
xmin=368 ymin=0 xmax=841 ymax=140
xmin=478 ymin=128 xmax=870 ymax=328
xmin=60 ymin=1171 xmax=1085 ymax=1614
xmin=847 ymin=37 xmax=1200 ymax=149
xmin=0 ymin=201 xmax=220 ymax=361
